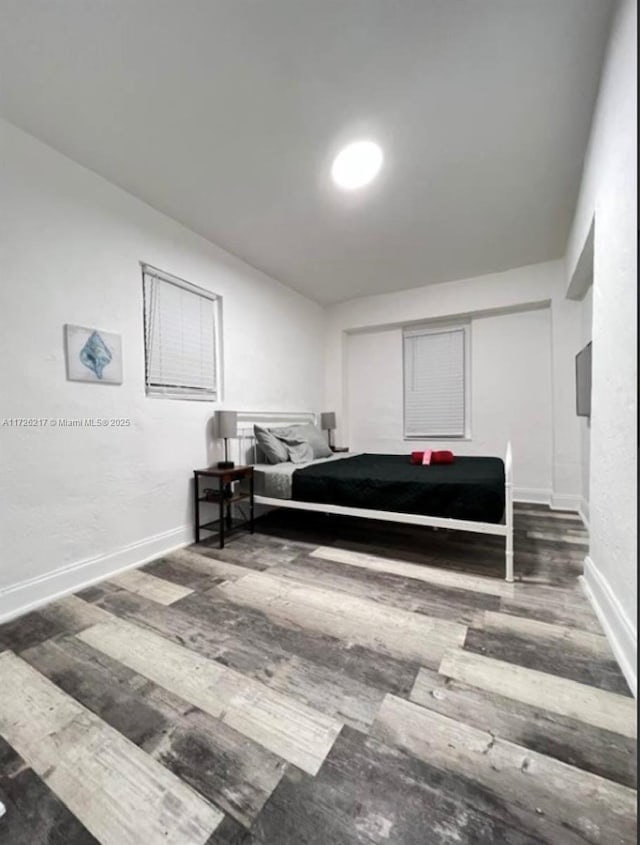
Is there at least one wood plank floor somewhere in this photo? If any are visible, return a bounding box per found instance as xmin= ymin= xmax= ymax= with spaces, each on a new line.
xmin=0 ymin=505 xmax=636 ymax=844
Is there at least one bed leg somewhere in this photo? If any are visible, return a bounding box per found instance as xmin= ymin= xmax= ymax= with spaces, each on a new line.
xmin=505 ymin=503 xmax=514 ymax=582
xmin=504 ymin=440 xmax=514 ymax=582
xmin=504 ymin=516 xmax=513 ymax=582
xmin=505 ymin=544 xmax=514 ymax=582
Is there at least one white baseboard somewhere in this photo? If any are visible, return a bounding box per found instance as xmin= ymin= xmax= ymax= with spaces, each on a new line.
xmin=578 ymin=497 xmax=590 ymax=530
xmin=0 ymin=525 xmax=192 ymax=624
xmin=580 ymin=556 xmax=637 ymax=698
xmin=513 ymin=487 xmax=552 ymax=504
xmin=513 ymin=489 xmax=583 ymax=514
xmin=549 ymin=493 xmax=581 ymax=512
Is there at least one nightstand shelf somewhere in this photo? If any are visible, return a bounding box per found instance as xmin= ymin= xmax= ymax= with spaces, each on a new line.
xmin=199 ymin=517 xmax=248 ymax=534
xmin=198 ymin=492 xmax=246 ymax=505
xmin=193 ymin=465 xmax=254 ymax=548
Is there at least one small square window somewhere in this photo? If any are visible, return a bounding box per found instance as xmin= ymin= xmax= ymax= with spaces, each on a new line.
xmin=142 ymin=264 xmax=222 ymax=401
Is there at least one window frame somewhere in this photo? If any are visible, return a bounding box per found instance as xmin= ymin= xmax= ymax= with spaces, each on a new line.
xmin=141 ymin=263 xmax=223 ymax=402
xmin=402 ymin=322 xmax=471 ymax=440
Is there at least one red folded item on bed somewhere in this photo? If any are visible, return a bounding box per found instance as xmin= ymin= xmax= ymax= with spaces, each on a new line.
xmin=431 ymin=450 xmax=454 ymax=464
xmin=409 ymin=450 xmax=454 ymax=465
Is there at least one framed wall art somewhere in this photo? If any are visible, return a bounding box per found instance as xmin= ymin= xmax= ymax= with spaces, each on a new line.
xmin=64 ymin=324 xmax=123 ymax=384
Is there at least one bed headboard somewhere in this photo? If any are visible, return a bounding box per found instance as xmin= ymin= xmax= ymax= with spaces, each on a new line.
xmin=236 ymin=411 xmax=317 ymax=465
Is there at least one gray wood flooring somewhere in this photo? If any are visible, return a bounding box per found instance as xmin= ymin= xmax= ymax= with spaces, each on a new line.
xmin=0 ymin=505 xmax=636 ymax=844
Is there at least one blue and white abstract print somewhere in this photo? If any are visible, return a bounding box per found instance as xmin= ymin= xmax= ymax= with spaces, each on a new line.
xmin=65 ymin=325 xmax=123 ymax=384
xmin=80 ymin=330 xmax=113 ymax=379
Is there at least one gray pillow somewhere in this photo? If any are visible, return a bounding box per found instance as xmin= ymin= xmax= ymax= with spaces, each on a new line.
xmin=274 ymin=422 xmax=332 ymax=460
xmin=253 ymin=424 xmax=289 ymax=464
xmin=263 ymin=425 xmax=312 ymax=463
xmin=285 ymin=440 xmax=315 ymax=464
xmin=298 ymin=422 xmax=333 ymax=459
xmin=271 ymin=425 xmax=315 ymax=464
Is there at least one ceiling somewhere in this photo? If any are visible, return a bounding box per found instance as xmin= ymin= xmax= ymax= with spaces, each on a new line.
xmin=0 ymin=1 xmax=614 ymax=305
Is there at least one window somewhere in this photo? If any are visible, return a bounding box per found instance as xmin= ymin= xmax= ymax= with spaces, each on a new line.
xmin=142 ymin=264 xmax=221 ymax=400
xmin=403 ymin=324 xmax=470 ymax=438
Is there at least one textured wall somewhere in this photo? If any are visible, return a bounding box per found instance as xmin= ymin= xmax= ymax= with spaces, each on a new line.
xmin=325 ymin=259 xmax=582 ymax=506
xmin=580 ymin=287 xmax=593 ymax=516
xmin=345 ymin=308 xmax=553 ymax=499
xmin=566 ymin=0 xmax=637 ymax=637
xmin=0 ymin=119 xmax=324 ymax=613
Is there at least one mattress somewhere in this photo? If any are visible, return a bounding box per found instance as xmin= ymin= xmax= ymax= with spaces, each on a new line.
xmin=290 ymin=453 xmax=505 ymax=524
xmin=252 ymin=452 xmax=356 ymax=499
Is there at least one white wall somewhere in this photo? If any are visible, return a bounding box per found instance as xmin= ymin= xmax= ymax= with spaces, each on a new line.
xmin=0 ymin=118 xmax=325 ymax=619
xmin=326 ymin=259 xmax=582 ymax=507
xmin=345 ymin=308 xmax=553 ymax=499
xmin=579 ymin=285 xmax=593 ymax=520
xmin=566 ymin=0 xmax=637 ymax=694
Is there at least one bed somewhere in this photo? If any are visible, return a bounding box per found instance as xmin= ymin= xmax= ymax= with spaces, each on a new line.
xmin=236 ymin=413 xmax=514 ymax=581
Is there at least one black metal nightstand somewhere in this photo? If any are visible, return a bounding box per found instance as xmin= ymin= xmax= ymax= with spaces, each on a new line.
xmin=193 ymin=465 xmax=254 ymax=548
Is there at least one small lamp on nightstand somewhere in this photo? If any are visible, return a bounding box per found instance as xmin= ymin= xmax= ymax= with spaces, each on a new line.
xmin=215 ymin=410 xmax=237 ymax=469
xmin=320 ymin=411 xmax=336 ymax=449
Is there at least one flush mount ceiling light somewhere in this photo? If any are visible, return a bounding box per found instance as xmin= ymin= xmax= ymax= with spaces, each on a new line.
xmin=331 ymin=140 xmax=383 ymax=190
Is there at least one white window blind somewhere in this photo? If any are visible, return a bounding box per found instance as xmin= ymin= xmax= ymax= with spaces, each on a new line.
xmin=142 ymin=265 xmax=220 ymax=400
xmin=403 ymin=326 xmax=468 ymax=437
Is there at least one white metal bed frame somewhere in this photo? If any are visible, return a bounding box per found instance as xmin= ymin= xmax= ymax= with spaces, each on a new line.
xmin=235 ymin=413 xmax=514 ymax=582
